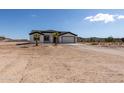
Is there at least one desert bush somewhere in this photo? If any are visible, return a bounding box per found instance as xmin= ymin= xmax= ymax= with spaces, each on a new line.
xmin=20 ymin=46 xmax=28 ymax=48
xmin=121 ymin=38 xmax=124 ymax=42
xmin=91 ymin=42 xmax=98 ymax=45
xmin=89 ymin=37 xmax=96 ymax=42
xmin=105 ymin=37 xmax=114 ymax=42
xmin=0 ymin=36 xmax=5 ymax=40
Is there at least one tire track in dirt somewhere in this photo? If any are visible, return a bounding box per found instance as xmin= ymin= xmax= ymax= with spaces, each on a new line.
xmin=0 ymin=46 xmax=31 ymax=82
xmin=18 ymin=46 xmax=51 ymax=82
xmin=18 ymin=50 xmax=35 ymax=83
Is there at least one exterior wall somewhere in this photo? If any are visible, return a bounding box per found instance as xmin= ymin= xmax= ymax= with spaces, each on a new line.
xmin=30 ymin=35 xmax=35 ymax=43
xmin=59 ymin=33 xmax=77 ymax=43
xmin=59 ymin=36 xmax=62 ymax=43
xmin=30 ymin=32 xmax=77 ymax=43
xmin=29 ymin=34 xmax=44 ymax=43
xmin=74 ymin=36 xmax=77 ymax=43
xmin=40 ymin=35 xmax=44 ymax=43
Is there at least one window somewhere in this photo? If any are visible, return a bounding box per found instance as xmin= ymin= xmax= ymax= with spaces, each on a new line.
xmin=44 ymin=35 xmax=49 ymax=41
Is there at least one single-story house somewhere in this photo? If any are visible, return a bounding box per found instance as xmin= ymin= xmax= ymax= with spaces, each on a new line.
xmin=29 ymin=30 xmax=77 ymax=43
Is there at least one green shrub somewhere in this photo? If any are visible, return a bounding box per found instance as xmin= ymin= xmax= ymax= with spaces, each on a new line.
xmin=0 ymin=36 xmax=5 ymax=40
xmin=105 ymin=37 xmax=114 ymax=42
xmin=90 ymin=37 xmax=96 ymax=42
xmin=91 ymin=42 xmax=98 ymax=45
xmin=121 ymin=38 xmax=124 ymax=42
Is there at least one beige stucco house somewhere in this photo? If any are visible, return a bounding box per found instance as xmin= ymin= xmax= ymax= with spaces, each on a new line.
xmin=29 ymin=30 xmax=77 ymax=43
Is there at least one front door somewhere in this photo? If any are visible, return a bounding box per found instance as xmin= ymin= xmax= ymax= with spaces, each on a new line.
xmin=53 ymin=37 xmax=56 ymax=43
xmin=53 ymin=37 xmax=59 ymax=43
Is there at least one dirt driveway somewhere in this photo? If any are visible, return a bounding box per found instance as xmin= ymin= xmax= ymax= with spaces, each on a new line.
xmin=0 ymin=42 xmax=124 ymax=83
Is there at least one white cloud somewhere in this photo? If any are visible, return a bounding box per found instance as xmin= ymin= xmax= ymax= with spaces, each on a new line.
xmin=117 ymin=15 xmax=124 ymax=19
xmin=84 ymin=13 xmax=124 ymax=23
xmin=85 ymin=16 xmax=93 ymax=20
xmin=31 ymin=14 xmax=37 ymax=17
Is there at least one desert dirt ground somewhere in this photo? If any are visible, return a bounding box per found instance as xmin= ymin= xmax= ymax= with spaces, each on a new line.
xmin=0 ymin=42 xmax=124 ymax=83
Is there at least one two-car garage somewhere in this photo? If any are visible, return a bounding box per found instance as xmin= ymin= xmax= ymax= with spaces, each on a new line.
xmin=59 ymin=32 xmax=77 ymax=43
xmin=61 ymin=36 xmax=75 ymax=43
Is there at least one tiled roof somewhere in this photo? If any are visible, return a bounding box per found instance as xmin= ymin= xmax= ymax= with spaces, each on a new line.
xmin=29 ymin=30 xmax=77 ymax=36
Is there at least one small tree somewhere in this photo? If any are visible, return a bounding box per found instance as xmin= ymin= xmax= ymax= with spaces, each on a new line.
xmin=0 ymin=36 xmax=5 ymax=40
xmin=33 ymin=33 xmax=40 ymax=46
xmin=105 ymin=36 xmax=114 ymax=42
xmin=90 ymin=37 xmax=96 ymax=42
xmin=121 ymin=38 xmax=124 ymax=42
xmin=52 ymin=32 xmax=60 ymax=45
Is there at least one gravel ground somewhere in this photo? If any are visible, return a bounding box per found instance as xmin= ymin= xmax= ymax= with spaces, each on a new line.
xmin=0 ymin=42 xmax=124 ymax=83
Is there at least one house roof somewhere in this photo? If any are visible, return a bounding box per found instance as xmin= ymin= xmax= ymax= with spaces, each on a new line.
xmin=29 ymin=30 xmax=77 ymax=36
xmin=59 ymin=32 xmax=77 ymax=36
xmin=29 ymin=31 xmax=44 ymax=35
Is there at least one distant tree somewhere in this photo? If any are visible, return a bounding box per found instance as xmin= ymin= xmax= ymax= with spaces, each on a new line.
xmin=90 ymin=37 xmax=96 ymax=42
xmin=52 ymin=32 xmax=60 ymax=45
xmin=105 ymin=36 xmax=114 ymax=42
xmin=121 ymin=38 xmax=124 ymax=42
xmin=33 ymin=33 xmax=40 ymax=46
xmin=0 ymin=36 xmax=5 ymax=40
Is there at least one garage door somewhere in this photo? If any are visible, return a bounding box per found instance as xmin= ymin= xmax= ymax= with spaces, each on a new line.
xmin=62 ymin=36 xmax=75 ymax=43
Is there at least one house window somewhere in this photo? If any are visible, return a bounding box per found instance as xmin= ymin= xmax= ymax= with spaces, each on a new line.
xmin=44 ymin=35 xmax=50 ymax=41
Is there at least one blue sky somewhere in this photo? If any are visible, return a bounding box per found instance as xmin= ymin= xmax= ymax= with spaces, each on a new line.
xmin=0 ymin=9 xmax=124 ymax=39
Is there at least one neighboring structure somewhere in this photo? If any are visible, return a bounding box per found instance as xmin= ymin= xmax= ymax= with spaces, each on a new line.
xmin=29 ymin=30 xmax=77 ymax=43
